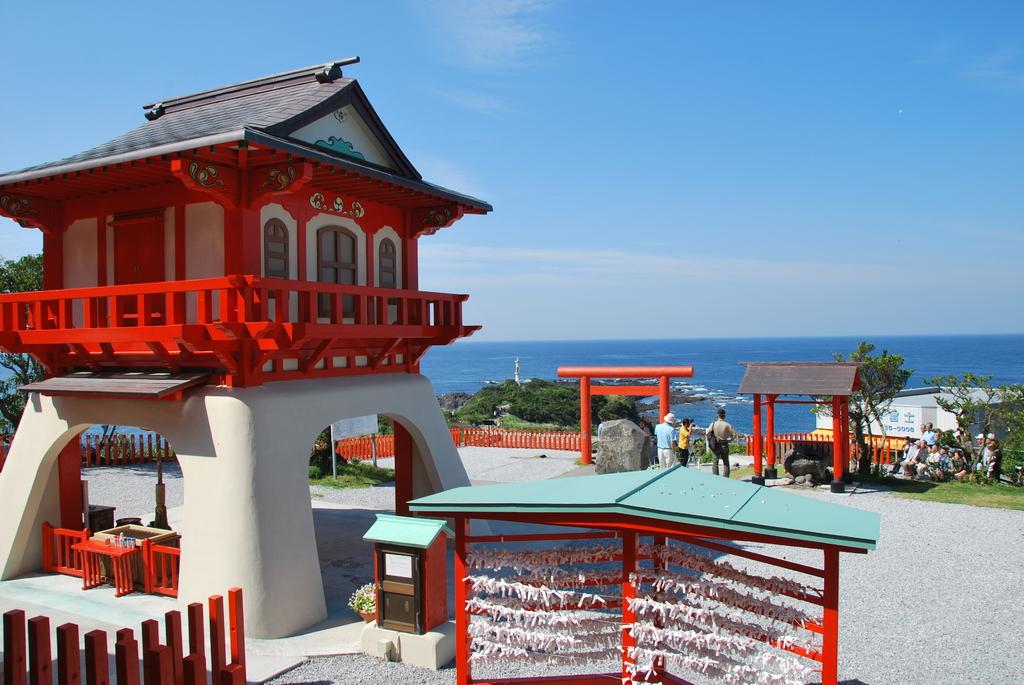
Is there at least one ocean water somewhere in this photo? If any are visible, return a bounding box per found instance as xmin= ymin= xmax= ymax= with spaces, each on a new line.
xmin=421 ymin=335 xmax=1024 ymax=433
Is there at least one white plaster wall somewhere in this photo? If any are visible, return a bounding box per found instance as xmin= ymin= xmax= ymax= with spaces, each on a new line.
xmin=63 ymin=219 xmax=97 ymax=288
xmin=373 ymin=226 xmax=403 ymax=289
xmin=0 ymin=374 xmax=468 ymax=639
xmin=63 ymin=219 xmax=98 ymax=327
xmin=305 ymin=214 xmax=366 ymax=285
xmin=185 ymin=202 xmax=225 ymax=279
xmin=290 ymin=106 xmax=395 ymax=169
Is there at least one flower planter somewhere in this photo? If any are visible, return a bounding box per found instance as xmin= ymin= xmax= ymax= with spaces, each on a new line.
xmin=359 ymin=610 xmax=376 ymax=624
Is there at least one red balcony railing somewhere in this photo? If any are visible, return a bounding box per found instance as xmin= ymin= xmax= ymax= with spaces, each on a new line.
xmin=0 ymin=275 xmax=477 ymax=386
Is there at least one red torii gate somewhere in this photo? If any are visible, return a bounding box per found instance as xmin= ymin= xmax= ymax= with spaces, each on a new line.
xmin=557 ymin=366 xmax=694 ymax=465
xmin=738 ymin=362 xmax=861 ymax=493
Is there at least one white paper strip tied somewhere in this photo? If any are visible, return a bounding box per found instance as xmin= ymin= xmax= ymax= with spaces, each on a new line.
xmin=469 ymin=637 xmax=618 ymax=665
xmin=628 ymin=597 xmax=818 ymax=651
xmin=465 ymin=597 xmax=618 ymax=629
xmin=640 ymin=543 xmax=822 ymax=599
xmin=628 ymin=646 xmax=815 ymax=685
xmin=468 ymin=575 xmax=611 ymax=609
xmin=630 ymin=572 xmax=816 ymax=626
xmin=469 ymin=618 xmax=621 ymax=652
xmin=467 ymin=544 xmax=620 ymax=572
xmin=509 ymin=570 xmax=624 ymax=590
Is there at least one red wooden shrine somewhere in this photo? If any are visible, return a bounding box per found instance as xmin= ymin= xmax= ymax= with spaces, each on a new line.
xmin=0 ymin=58 xmax=490 ymax=390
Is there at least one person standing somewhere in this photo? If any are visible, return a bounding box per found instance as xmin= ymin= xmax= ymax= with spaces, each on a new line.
xmin=986 ymin=436 xmax=1003 ymax=481
xmin=920 ymin=423 xmax=937 ymax=446
xmin=654 ymin=413 xmax=678 ymax=469
xmin=706 ymin=408 xmax=736 ymax=477
xmin=677 ymin=418 xmax=693 ymax=466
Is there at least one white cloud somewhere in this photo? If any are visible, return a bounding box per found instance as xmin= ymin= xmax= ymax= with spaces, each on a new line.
xmin=425 ymin=0 xmax=553 ymax=70
xmin=961 ymin=48 xmax=1024 ymax=90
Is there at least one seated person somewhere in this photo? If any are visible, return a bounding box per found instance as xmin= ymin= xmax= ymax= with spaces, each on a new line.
xmin=902 ymin=440 xmax=929 ymax=479
xmin=949 ymin=449 xmax=969 ymax=480
xmin=891 ymin=437 xmax=917 ymax=475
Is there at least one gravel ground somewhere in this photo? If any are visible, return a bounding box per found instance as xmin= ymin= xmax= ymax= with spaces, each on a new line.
xmin=83 ymin=462 xmax=184 ymax=522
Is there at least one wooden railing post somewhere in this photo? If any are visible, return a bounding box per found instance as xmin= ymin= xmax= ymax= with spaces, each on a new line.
xmin=56 ymin=622 xmax=81 ymax=685
xmin=84 ymin=630 xmax=109 ymax=685
xmin=165 ymin=611 xmax=184 ymax=685
xmin=27 ymin=615 xmax=51 ymax=685
xmin=208 ymin=595 xmax=225 ymax=679
xmin=3 ymin=609 xmax=27 ymax=685
xmin=227 ymin=588 xmax=245 ymax=672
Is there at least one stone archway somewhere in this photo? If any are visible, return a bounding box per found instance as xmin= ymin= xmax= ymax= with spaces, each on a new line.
xmin=0 ymin=372 xmax=468 ymax=638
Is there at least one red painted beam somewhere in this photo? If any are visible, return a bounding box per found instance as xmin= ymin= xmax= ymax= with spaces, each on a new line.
xmin=557 ymin=366 xmax=693 ymax=379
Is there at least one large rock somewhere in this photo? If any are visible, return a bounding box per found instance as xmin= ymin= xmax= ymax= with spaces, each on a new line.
xmin=595 ymin=419 xmax=649 ymax=474
xmin=783 ymin=448 xmax=832 ymax=484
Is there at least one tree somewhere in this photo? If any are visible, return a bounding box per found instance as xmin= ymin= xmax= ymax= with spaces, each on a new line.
xmin=0 ymin=254 xmax=44 ymax=433
xmin=926 ymin=373 xmax=1024 ymax=468
xmin=825 ymin=341 xmax=912 ymax=475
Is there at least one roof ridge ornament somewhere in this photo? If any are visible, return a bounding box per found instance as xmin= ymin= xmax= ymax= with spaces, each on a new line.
xmin=315 ymin=56 xmax=361 ymax=83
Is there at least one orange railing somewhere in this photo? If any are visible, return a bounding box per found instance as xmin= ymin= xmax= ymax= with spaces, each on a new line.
xmin=142 ymin=539 xmax=181 ymax=597
xmin=41 ymin=522 xmax=90 ymax=577
xmin=335 ymin=427 xmax=582 ymax=459
xmin=745 ymin=432 xmax=903 ymax=465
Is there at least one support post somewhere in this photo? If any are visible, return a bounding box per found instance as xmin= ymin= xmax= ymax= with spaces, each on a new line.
xmin=841 ymin=398 xmax=854 ymax=483
xmin=27 ymin=616 xmax=51 ymax=685
xmin=4 ymin=609 xmax=27 ymax=685
xmin=830 ymin=397 xmax=845 ymax=493
xmin=657 ymin=376 xmax=670 ymax=423
xmin=751 ymin=393 xmax=764 ymax=484
xmin=580 ymin=376 xmax=592 ymax=465
xmin=620 ymin=531 xmax=637 ymax=681
xmin=822 ymin=548 xmax=840 ymax=685
xmin=394 ymin=424 xmax=414 ymax=516
xmin=453 ymin=517 xmax=470 ymax=685
xmin=58 ymin=439 xmax=84 ymax=530
xmin=765 ymin=395 xmax=778 ymax=480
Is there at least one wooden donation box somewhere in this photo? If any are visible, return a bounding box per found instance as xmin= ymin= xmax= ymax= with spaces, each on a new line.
xmin=363 ymin=513 xmax=452 ymax=634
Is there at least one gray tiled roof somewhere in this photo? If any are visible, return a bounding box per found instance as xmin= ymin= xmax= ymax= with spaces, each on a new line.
xmin=7 ymin=76 xmax=352 ymax=177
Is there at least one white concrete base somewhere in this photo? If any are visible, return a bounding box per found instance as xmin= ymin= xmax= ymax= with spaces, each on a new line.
xmin=360 ymin=621 xmax=456 ymax=670
xmin=0 ymin=373 xmax=470 ymax=638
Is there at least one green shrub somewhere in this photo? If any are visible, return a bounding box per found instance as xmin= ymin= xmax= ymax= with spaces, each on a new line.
xmin=308 ymin=464 xmax=323 ymax=480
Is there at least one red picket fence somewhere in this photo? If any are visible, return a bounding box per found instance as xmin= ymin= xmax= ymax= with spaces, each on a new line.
xmin=41 ymin=523 xmax=90 ymax=578
xmin=80 ymin=433 xmax=176 ymax=467
xmin=744 ymin=432 xmax=902 ymax=465
xmin=1 ymin=587 xmax=246 ymax=685
xmin=334 ymin=426 xmax=582 ymax=460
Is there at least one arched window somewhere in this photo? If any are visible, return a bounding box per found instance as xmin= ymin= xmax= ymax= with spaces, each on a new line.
xmin=317 ymin=226 xmax=358 ymax=317
xmin=263 ymin=219 xmax=289 ymax=279
xmin=378 ymin=238 xmax=398 ymax=288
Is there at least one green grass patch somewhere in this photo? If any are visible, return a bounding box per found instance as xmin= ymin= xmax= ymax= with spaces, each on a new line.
xmin=858 ymin=473 xmax=1024 ymax=511
xmin=497 ymin=414 xmax=567 ymax=431
xmin=310 ymin=461 xmax=395 ymax=489
xmin=730 ymin=466 xmax=756 ymax=480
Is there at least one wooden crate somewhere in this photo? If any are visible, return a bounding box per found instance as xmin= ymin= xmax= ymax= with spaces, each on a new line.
xmin=92 ymin=524 xmax=179 ymax=587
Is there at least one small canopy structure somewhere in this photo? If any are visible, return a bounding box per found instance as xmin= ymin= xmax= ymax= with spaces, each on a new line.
xmin=363 ymin=513 xmax=453 ymax=549
xmin=410 ymin=466 xmax=879 ymax=685
xmin=738 ymin=362 xmax=862 ymax=492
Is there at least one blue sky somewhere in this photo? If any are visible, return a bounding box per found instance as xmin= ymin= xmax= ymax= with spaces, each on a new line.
xmin=2 ymin=1 xmax=1022 ymax=340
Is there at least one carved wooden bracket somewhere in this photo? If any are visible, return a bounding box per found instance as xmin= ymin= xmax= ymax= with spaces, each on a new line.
xmin=0 ymin=193 xmax=63 ymax=233
xmin=170 ymin=158 xmax=240 ymax=208
xmin=412 ymin=204 xmax=464 ymax=236
xmin=247 ymin=161 xmax=313 ymax=206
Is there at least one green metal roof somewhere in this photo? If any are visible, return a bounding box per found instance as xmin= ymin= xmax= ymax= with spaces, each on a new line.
xmin=408 ymin=467 xmax=880 ymax=551
xmin=362 ymin=513 xmax=453 ymax=549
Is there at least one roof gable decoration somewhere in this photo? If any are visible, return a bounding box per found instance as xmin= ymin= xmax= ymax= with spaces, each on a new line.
xmin=289 ymin=105 xmax=397 ymax=171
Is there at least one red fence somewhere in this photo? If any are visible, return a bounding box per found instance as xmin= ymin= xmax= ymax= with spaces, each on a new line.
xmin=1 ymin=587 xmax=246 ymax=685
xmin=41 ymin=523 xmax=90 ymax=578
xmin=143 ymin=541 xmax=182 ymax=597
xmin=335 ymin=427 xmax=582 ymax=460
xmin=745 ymin=432 xmax=902 ymax=466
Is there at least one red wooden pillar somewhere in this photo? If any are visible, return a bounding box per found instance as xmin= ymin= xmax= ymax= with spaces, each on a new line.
xmin=453 ymin=517 xmax=470 ymax=685
xmin=58 ymin=439 xmax=84 ymax=530
xmin=620 ymin=531 xmax=637 ymax=681
xmin=28 ymin=616 xmax=52 ymax=685
xmin=752 ymin=393 xmax=763 ymax=482
xmin=56 ymin=623 xmax=80 ymax=685
xmin=657 ymin=376 xmax=670 ymax=423
xmin=841 ymin=397 xmax=853 ymax=482
xmin=579 ymin=376 xmax=592 ymax=465
xmin=765 ymin=395 xmax=777 ymax=479
xmin=822 ymin=548 xmax=840 ymax=685
xmin=393 ymin=424 xmax=414 ymax=516
xmin=830 ymin=397 xmax=845 ymax=493
xmin=84 ymin=630 xmax=108 ymax=685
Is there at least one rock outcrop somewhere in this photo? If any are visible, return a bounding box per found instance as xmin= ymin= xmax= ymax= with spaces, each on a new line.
xmin=595 ymin=419 xmax=649 ymax=474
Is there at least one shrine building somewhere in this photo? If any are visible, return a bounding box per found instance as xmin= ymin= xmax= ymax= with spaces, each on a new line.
xmin=0 ymin=58 xmax=490 ymax=637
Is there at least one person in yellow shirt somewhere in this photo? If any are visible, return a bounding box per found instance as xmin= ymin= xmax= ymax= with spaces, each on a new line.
xmin=676 ymin=418 xmax=693 ymax=466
